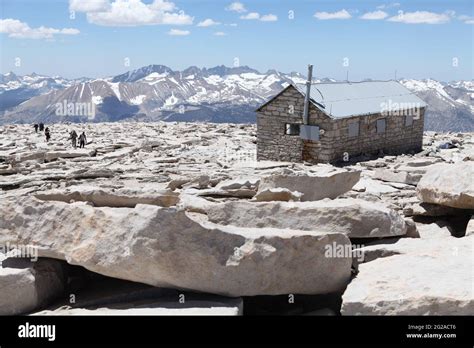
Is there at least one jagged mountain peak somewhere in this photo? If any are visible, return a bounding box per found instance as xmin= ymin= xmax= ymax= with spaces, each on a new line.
xmin=204 ymin=65 xmax=260 ymax=77
xmin=265 ymin=69 xmax=282 ymax=75
xmin=111 ymin=64 xmax=174 ymax=83
xmin=182 ymin=66 xmax=202 ymax=76
xmin=0 ymin=71 xmax=19 ymax=83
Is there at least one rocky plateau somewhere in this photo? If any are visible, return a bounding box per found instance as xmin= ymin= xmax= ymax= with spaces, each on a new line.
xmin=0 ymin=122 xmax=472 ymax=315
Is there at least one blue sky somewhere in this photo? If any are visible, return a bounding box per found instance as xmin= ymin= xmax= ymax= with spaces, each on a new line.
xmin=1 ymin=0 xmax=473 ymax=81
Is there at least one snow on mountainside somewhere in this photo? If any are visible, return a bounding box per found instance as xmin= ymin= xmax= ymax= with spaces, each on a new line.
xmin=0 ymin=65 xmax=473 ymax=132
xmin=400 ymin=79 xmax=474 ymax=132
xmin=0 ymin=65 xmax=305 ymax=124
xmin=0 ymin=72 xmax=71 ymax=92
xmin=0 ymin=72 xmax=82 ymax=112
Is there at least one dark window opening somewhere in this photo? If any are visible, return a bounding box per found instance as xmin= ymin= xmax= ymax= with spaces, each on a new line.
xmin=285 ymin=123 xmax=300 ymax=136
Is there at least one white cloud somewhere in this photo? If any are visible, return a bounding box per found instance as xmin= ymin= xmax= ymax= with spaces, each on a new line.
xmin=214 ymin=31 xmax=226 ymax=36
xmin=260 ymin=14 xmax=278 ymax=22
xmin=360 ymin=10 xmax=388 ymax=20
xmin=78 ymin=0 xmax=193 ymax=26
xmin=376 ymin=2 xmax=400 ymax=10
xmin=314 ymin=9 xmax=351 ymax=20
xmin=240 ymin=12 xmax=277 ymax=21
xmin=0 ymin=18 xmax=80 ymax=39
xmin=458 ymin=15 xmax=474 ymax=24
xmin=168 ymin=28 xmax=190 ymax=35
xmin=226 ymin=2 xmax=246 ymax=13
xmin=149 ymin=0 xmax=176 ymax=11
xmin=197 ymin=18 xmax=220 ymax=27
xmin=240 ymin=12 xmax=260 ymax=20
xmin=387 ymin=11 xmax=450 ymax=24
xmin=69 ymin=0 xmax=110 ymax=12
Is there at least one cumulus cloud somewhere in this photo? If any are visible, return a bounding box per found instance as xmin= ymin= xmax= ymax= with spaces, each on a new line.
xmin=360 ymin=10 xmax=388 ymax=20
xmin=240 ymin=12 xmax=259 ymax=20
xmin=0 ymin=18 xmax=80 ymax=39
xmin=69 ymin=0 xmax=110 ymax=12
xmin=226 ymin=2 xmax=246 ymax=13
xmin=260 ymin=14 xmax=278 ymax=22
xmin=168 ymin=28 xmax=190 ymax=35
xmin=148 ymin=0 xmax=176 ymax=12
xmin=197 ymin=18 xmax=220 ymax=27
xmin=71 ymin=0 xmax=193 ymax=26
xmin=313 ymin=9 xmax=351 ymax=20
xmin=387 ymin=11 xmax=451 ymax=24
xmin=240 ymin=12 xmax=277 ymax=21
xmin=214 ymin=31 xmax=226 ymax=36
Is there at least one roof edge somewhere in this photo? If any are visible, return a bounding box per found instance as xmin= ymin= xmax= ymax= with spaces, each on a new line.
xmin=255 ymin=84 xmax=294 ymax=112
xmin=256 ymin=80 xmax=427 ymax=119
xmin=256 ymin=82 xmax=333 ymax=118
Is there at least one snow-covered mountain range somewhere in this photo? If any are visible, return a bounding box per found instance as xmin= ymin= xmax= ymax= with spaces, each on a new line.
xmin=1 ymin=65 xmax=473 ymax=132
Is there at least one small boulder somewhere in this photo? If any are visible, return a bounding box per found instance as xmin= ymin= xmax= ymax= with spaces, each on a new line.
xmin=417 ymin=162 xmax=474 ymax=209
xmin=0 ymin=257 xmax=65 ymax=315
xmin=257 ymin=169 xmax=360 ymax=201
xmin=253 ymin=188 xmax=302 ymax=202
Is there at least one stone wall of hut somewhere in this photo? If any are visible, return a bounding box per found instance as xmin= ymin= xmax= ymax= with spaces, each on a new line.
xmin=257 ymin=85 xmax=425 ymax=163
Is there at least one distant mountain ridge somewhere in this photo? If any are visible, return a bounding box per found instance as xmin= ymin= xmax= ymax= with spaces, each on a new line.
xmin=0 ymin=65 xmax=473 ymax=132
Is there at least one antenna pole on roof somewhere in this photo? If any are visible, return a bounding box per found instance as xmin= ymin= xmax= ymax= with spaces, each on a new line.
xmin=346 ymin=70 xmax=349 ymax=82
xmin=302 ymin=64 xmax=313 ymax=125
xmin=395 ymin=69 xmax=397 ymax=80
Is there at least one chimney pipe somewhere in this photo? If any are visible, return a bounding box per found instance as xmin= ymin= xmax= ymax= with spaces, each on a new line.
xmin=303 ymin=64 xmax=313 ymax=125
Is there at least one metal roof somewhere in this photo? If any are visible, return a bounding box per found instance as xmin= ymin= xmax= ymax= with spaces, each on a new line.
xmin=293 ymin=80 xmax=427 ymax=119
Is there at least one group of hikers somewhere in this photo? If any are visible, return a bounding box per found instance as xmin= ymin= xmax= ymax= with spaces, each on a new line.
xmin=33 ymin=123 xmax=51 ymax=142
xmin=68 ymin=130 xmax=87 ymax=148
xmin=33 ymin=123 xmax=87 ymax=148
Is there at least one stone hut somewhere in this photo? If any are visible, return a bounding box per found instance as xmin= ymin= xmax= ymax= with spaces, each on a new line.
xmin=256 ymin=66 xmax=426 ymax=163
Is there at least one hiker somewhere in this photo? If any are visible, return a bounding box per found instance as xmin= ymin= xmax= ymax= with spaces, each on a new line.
xmin=39 ymin=123 xmax=44 ymax=132
xmin=45 ymin=127 xmax=51 ymax=142
xmin=69 ymin=130 xmax=78 ymax=148
xmin=78 ymin=131 xmax=87 ymax=148
xmin=33 ymin=124 xmax=39 ymax=133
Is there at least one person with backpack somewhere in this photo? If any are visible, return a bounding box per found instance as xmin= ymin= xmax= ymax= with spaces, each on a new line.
xmin=78 ymin=131 xmax=87 ymax=148
xmin=45 ymin=127 xmax=51 ymax=142
xmin=69 ymin=130 xmax=78 ymax=148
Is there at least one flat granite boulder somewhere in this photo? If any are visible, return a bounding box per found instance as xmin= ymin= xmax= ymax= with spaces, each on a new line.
xmin=417 ymin=162 xmax=474 ymax=209
xmin=0 ymin=197 xmax=352 ymax=297
xmin=373 ymin=169 xmax=422 ymax=186
xmin=206 ymin=199 xmax=407 ymax=238
xmin=403 ymin=202 xmax=471 ymax=217
xmin=341 ymin=236 xmax=474 ymax=315
xmin=0 ymin=257 xmax=65 ymax=315
xmin=253 ymin=188 xmax=302 ymax=202
xmin=33 ymin=298 xmax=243 ymax=316
xmin=35 ymin=185 xmax=179 ymax=208
xmin=257 ymin=168 xmax=360 ymax=201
